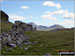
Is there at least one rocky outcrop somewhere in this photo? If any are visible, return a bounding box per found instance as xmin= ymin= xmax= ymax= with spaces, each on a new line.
xmin=0 ymin=11 xmax=34 ymax=50
xmin=0 ymin=21 xmax=33 ymax=49
xmin=14 ymin=21 xmax=33 ymax=32
xmin=0 ymin=10 xmax=9 ymax=22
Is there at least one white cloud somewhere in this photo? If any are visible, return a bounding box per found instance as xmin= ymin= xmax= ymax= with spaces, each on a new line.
xmin=59 ymin=19 xmax=74 ymax=28
xmin=43 ymin=1 xmax=61 ymax=9
xmin=41 ymin=14 xmax=57 ymax=21
xmin=56 ymin=3 xmax=61 ymax=9
xmin=52 ymin=10 xmax=64 ymax=15
xmin=63 ymin=10 xmax=75 ymax=19
xmin=45 ymin=10 xmax=64 ymax=15
xmin=43 ymin=9 xmax=74 ymax=20
xmin=21 ymin=6 xmax=30 ymax=9
xmin=41 ymin=10 xmax=64 ymax=21
xmin=53 ymin=10 xmax=74 ymax=19
xmin=9 ymin=14 xmax=27 ymax=21
xmin=35 ymin=21 xmax=41 ymax=25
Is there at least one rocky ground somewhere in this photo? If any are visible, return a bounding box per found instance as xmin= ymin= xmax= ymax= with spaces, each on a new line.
xmin=0 ymin=21 xmax=31 ymax=50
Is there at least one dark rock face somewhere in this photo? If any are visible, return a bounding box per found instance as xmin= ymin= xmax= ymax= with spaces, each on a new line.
xmin=0 ymin=10 xmax=8 ymax=22
xmin=14 ymin=21 xmax=33 ymax=32
xmin=0 ymin=21 xmax=33 ymax=49
xmin=25 ymin=24 xmax=33 ymax=32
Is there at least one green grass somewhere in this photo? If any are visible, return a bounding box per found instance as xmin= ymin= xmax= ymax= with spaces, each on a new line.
xmin=1 ymin=21 xmax=74 ymax=55
xmin=25 ymin=30 xmax=74 ymax=55
xmin=0 ymin=22 xmax=13 ymax=34
xmin=1 ymin=29 xmax=74 ymax=55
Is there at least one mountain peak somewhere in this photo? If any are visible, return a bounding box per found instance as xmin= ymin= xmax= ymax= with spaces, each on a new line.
xmin=28 ymin=22 xmax=64 ymax=31
xmin=49 ymin=24 xmax=64 ymax=28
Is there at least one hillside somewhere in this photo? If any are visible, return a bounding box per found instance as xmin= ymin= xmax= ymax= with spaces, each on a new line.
xmin=1 ymin=29 xmax=74 ymax=55
xmin=0 ymin=10 xmax=13 ymax=34
xmin=25 ymin=29 xmax=74 ymax=55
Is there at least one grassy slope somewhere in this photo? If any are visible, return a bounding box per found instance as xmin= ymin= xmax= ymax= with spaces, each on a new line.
xmin=0 ymin=21 xmax=74 ymax=55
xmin=25 ymin=30 xmax=74 ymax=55
xmin=1 ymin=29 xmax=74 ymax=55
xmin=0 ymin=22 xmax=13 ymax=34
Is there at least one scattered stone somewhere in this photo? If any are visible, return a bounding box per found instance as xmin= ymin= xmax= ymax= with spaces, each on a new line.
xmin=24 ymin=47 xmax=28 ymax=50
xmin=44 ymin=53 xmax=51 ymax=56
xmin=9 ymin=43 xmax=16 ymax=48
xmin=0 ymin=21 xmax=33 ymax=48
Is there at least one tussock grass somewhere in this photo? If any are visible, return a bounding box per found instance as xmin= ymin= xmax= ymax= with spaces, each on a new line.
xmin=1 ymin=22 xmax=74 ymax=55
xmin=0 ymin=22 xmax=13 ymax=34
xmin=25 ymin=30 xmax=74 ymax=55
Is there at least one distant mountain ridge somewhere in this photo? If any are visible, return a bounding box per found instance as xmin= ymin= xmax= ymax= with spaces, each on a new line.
xmin=28 ymin=22 xmax=65 ymax=31
xmin=49 ymin=24 xmax=64 ymax=31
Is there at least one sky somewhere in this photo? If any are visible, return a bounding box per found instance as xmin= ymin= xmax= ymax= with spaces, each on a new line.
xmin=0 ymin=0 xmax=75 ymax=28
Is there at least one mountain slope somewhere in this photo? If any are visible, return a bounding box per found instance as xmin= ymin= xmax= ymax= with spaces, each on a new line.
xmin=29 ymin=22 xmax=64 ymax=31
xmin=28 ymin=22 xmax=37 ymax=28
xmin=49 ymin=24 xmax=64 ymax=31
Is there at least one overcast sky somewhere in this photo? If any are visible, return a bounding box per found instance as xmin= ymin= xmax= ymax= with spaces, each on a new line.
xmin=1 ymin=0 xmax=75 ymax=28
